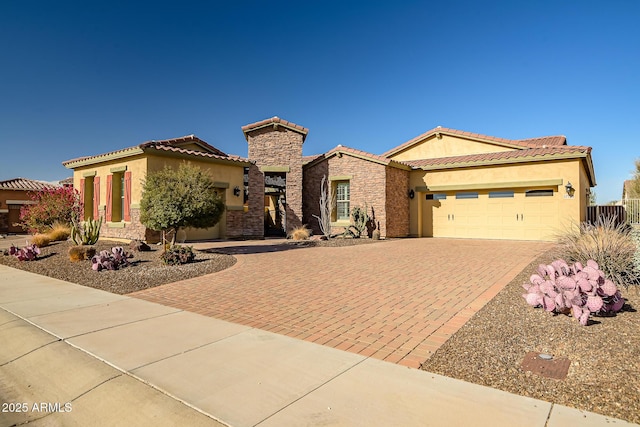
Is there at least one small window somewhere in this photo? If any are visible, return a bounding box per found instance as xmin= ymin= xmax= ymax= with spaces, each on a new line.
xmin=489 ymin=190 xmax=515 ymax=198
xmin=426 ymin=193 xmax=447 ymax=200
xmin=455 ymin=192 xmax=479 ymax=199
xmin=526 ymin=189 xmax=554 ymax=197
xmin=335 ymin=181 xmax=350 ymax=220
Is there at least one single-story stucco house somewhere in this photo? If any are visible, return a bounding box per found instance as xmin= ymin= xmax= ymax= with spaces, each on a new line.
xmin=0 ymin=178 xmax=72 ymax=234
xmin=62 ymin=116 xmax=596 ymax=242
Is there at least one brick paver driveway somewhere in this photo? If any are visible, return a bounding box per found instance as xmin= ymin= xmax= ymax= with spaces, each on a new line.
xmin=131 ymin=238 xmax=552 ymax=368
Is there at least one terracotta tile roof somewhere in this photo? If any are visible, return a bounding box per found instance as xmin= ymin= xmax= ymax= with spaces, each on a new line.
xmin=63 ymin=135 xmax=248 ymax=167
xmin=383 ymin=126 xmax=567 ymax=157
xmin=404 ymin=145 xmax=591 ymax=169
xmin=304 ymin=145 xmax=412 ymax=170
xmin=242 ymin=116 xmax=309 ymax=141
xmin=302 ymin=154 xmax=324 ymax=165
xmin=0 ymin=178 xmax=60 ymax=191
xmin=145 ymin=143 xmax=249 ymax=163
xmin=140 ymin=134 xmax=228 ymax=157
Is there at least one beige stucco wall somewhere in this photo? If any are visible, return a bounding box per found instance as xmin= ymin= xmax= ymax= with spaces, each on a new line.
xmin=389 ymin=134 xmax=514 ymax=162
xmin=70 ymin=153 xmax=246 ymax=240
xmin=72 ymin=155 xmax=148 ymax=207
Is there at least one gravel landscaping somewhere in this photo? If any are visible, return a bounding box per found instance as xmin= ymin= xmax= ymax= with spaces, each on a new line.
xmin=0 ymin=237 xmax=381 ymax=294
xmin=422 ymin=248 xmax=640 ymax=424
xmin=0 ymin=240 xmax=237 ymax=294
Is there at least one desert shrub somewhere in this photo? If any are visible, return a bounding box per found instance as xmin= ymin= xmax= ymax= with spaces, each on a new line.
xmin=523 ymin=259 xmax=625 ymax=325
xmin=48 ymin=221 xmax=71 ymax=241
xmin=161 ymin=245 xmax=195 ymax=265
xmin=632 ymin=226 xmax=640 ymax=272
xmin=68 ymin=245 xmax=96 ymax=261
xmin=18 ymin=187 xmax=81 ymax=233
xmin=555 ymin=217 xmax=640 ymax=288
xmin=9 ymin=244 xmax=40 ymax=261
xmin=30 ymin=234 xmax=51 ymax=247
xmin=140 ymin=163 xmax=224 ymax=247
xmin=91 ymin=247 xmax=131 ymax=271
xmin=289 ymin=226 xmax=310 ymax=241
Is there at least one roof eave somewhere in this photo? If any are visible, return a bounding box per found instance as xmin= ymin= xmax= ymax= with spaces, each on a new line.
xmin=143 ymin=147 xmax=251 ymax=167
xmin=303 ymin=149 xmax=412 ymax=171
xmin=242 ymin=122 xmax=309 ymax=142
xmin=63 ymin=147 xmax=145 ymax=169
xmin=412 ymin=152 xmax=590 ymax=171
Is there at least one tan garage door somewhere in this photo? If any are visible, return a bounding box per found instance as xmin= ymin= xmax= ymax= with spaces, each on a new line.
xmin=422 ymin=189 xmax=559 ymax=240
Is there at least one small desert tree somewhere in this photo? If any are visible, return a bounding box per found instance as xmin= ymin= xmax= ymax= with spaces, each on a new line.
xmin=312 ymin=175 xmax=334 ymax=238
xmin=140 ymin=163 xmax=225 ymax=247
xmin=629 ymin=158 xmax=640 ymax=198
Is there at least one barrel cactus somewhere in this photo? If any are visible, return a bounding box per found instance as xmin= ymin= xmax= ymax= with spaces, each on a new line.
xmin=522 ymin=259 xmax=625 ymax=325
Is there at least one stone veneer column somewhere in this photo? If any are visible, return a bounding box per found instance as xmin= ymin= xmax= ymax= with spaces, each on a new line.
xmin=243 ymin=117 xmax=308 ymax=235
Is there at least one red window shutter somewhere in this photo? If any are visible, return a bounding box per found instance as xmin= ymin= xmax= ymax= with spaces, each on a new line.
xmin=79 ymin=179 xmax=85 ymax=221
xmin=93 ymin=177 xmax=100 ymax=220
xmin=124 ymin=171 xmax=132 ymax=221
xmin=105 ymin=175 xmax=113 ymax=222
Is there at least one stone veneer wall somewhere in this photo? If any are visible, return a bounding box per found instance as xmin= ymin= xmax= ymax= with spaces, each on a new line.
xmin=303 ymin=155 xmax=391 ymax=237
xmin=246 ymin=126 xmax=304 ymax=234
xmin=385 ymin=167 xmax=410 ymax=238
xmin=98 ymin=207 xmax=257 ymax=242
xmin=97 ymin=208 xmax=146 ymax=241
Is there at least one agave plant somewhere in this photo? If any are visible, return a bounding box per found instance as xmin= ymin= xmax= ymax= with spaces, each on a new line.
xmin=523 ymin=259 xmax=625 ymax=326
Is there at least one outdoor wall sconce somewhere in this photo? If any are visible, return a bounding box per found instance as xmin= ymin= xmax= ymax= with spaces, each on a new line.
xmin=565 ymin=181 xmax=575 ymax=196
xmin=233 ymin=186 xmax=241 ymax=197
xmin=408 ymin=189 xmax=415 ymax=199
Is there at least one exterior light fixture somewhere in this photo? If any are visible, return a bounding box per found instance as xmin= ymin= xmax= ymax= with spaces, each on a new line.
xmin=233 ymin=186 xmax=241 ymax=197
xmin=408 ymin=189 xmax=415 ymax=199
xmin=565 ymin=181 xmax=574 ymax=195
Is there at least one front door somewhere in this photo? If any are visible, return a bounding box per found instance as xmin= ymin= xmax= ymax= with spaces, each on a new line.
xmin=264 ymin=172 xmax=287 ymax=237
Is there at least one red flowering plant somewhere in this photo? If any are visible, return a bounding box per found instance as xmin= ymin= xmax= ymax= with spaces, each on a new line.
xmin=18 ymin=187 xmax=82 ymax=233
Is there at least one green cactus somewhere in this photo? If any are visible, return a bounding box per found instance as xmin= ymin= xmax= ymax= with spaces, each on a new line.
xmin=344 ymin=204 xmax=370 ymax=238
xmin=71 ymin=217 xmax=102 ymax=245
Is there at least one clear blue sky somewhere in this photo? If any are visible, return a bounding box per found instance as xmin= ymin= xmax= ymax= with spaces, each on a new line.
xmin=1 ymin=1 xmax=638 ymax=203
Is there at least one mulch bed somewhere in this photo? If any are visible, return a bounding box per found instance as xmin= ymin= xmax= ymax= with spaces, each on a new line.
xmin=421 ymin=249 xmax=640 ymax=424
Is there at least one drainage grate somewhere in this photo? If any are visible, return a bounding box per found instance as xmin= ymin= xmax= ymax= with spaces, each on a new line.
xmin=520 ymin=352 xmax=570 ymax=380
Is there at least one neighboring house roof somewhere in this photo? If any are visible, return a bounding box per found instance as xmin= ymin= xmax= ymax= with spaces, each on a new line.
xmin=63 ymin=134 xmax=250 ymax=168
xmin=58 ymin=177 xmax=74 ymax=186
xmin=242 ymin=116 xmax=309 ymax=142
xmin=304 ymin=145 xmax=412 ymax=170
xmin=0 ymin=178 xmax=60 ymax=191
xmin=383 ymin=126 xmax=567 ymax=158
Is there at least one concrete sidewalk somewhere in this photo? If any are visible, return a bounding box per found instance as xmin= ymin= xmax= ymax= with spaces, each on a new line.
xmin=1 ymin=265 xmax=637 ymax=427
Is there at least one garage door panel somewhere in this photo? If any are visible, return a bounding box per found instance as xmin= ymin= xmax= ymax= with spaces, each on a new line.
xmin=422 ymin=188 xmax=560 ymax=241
